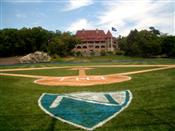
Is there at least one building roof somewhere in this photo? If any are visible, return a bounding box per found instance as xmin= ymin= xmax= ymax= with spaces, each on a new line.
xmin=76 ymin=29 xmax=112 ymax=42
xmin=106 ymin=30 xmax=112 ymax=38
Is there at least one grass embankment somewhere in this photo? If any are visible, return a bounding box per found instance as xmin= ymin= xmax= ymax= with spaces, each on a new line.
xmin=0 ymin=63 xmax=174 ymax=130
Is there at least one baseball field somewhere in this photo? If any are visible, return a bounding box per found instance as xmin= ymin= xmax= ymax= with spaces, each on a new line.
xmin=0 ymin=56 xmax=175 ymax=130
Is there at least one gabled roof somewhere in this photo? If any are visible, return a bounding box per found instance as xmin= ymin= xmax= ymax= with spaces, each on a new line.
xmin=76 ymin=29 xmax=112 ymax=42
xmin=106 ymin=30 xmax=112 ymax=38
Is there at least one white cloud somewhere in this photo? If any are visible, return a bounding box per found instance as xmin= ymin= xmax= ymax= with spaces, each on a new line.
xmin=97 ymin=0 xmax=174 ymax=36
xmin=64 ymin=0 xmax=93 ymax=11
xmin=67 ymin=18 xmax=94 ymax=32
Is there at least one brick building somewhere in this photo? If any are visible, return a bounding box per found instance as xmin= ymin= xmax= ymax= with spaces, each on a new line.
xmin=73 ymin=29 xmax=118 ymax=55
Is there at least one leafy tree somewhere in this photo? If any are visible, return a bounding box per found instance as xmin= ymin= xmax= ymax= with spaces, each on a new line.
xmin=0 ymin=27 xmax=80 ymax=57
xmin=47 ymin=33 xmax=79 ymax=57
xmin=161 ymin=36 xmax=175 ymax=57
xmin=0 ymin=29 xmax=18 ymax=56
xmin=118 ymin=36 xmax=127 ymax=52
xmin=118 ymin=29 xmax=162 ymax=57
xmin=48 ymin=37 xmax=64 ymax=56
xmin=149 ymin=26 xmax=160 ymax=35
xmin=126 ymin=29 xmax=140 ymax=55
xmin=138 ymin=30 xmax=161 ymax=57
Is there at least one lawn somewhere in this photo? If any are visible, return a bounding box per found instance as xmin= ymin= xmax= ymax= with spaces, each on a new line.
xmin=0 ymin=58 xmax=175 ymax=130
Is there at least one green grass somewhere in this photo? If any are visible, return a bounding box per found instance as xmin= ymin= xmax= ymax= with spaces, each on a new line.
xmin=51 ymin=55 xmax=175 ymax=64
xmin=87 ymin=67 xmax=157 ymax=75
xmin=2 ymin=67 xmax=157 ymax=76
xmin=0 ymin=62 xmax=175 ymax=130
xmin=0 ymin=55 xmax=175 ymax=69
xmin=2 ymin=68 xmax=78 ymax=76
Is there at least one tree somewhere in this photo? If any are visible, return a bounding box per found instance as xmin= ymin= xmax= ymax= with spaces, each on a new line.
xmin=0 ymin=28 xmax=18 ymax=56
xmin=0 ymin=27 xmax=80 ymax=57
xmin=61 ymin=32 xmax=81 ymax=55
xmin=149 ymin=26 xmax=160 ymax=35
xmin=138 ymin=30 xmax=161 ymax=57
xmin=161 ymin=36 xmax=175 ymax=57
xmin=48 ymin=37 xmax=64 ymax=56
xmin=47 ymin=33 xmax=79 ymax=57
xmin=118 ymin=29 xmax=162 ymax=57
xmin=126 ymin=29 xmax=140 ymax=56
xmin=118 ymin=36 xmax=127 ymax=52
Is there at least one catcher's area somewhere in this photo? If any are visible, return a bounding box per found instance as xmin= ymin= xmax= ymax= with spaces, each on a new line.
xmin=0 ymin=65 xmax=174 ymax=86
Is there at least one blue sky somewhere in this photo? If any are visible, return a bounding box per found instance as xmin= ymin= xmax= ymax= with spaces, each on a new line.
xmin=1 ymin=0 xmax=175 ymax=36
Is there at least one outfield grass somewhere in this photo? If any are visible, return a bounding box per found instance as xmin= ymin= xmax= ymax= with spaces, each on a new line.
xmin=0 ymin=61 xmax=175 ymax=130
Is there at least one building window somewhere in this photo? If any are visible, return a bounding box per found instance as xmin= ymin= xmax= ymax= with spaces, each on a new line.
xmin=83 ymin=46 xmax=87 ymax=49
xmin=77 ymin=46 xmax=81 ymax=49
xmin=101 ymin=45 xmax=105 ymax=48
xmin=95 ymin=46 xmax=99 ymax=48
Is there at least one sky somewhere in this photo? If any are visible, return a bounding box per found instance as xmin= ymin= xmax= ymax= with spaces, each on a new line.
xmin=1 ymin=0 xmax=175 ymax=36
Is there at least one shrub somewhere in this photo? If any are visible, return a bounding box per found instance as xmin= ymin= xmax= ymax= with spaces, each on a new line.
xmin=100 ymin=51 xmax=106 ymax=56
xmin=115 ymin=50 xmax=125 ymax=55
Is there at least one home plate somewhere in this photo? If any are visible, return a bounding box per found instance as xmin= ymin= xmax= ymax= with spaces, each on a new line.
xmin=34 ymin=75 xmax=131 ymax=86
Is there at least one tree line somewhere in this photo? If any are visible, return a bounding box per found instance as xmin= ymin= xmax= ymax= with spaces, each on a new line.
xmin=118 ymin=27 xmax=175 ymax=57
xmin=0 ymin=27 xmax=80 ymax=57
xmin=0 ymin=26 xmax=174 ymax=58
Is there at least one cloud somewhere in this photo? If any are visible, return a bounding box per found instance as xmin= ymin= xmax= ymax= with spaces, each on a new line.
xmin=97 ymin=0 xmax=174 ymax=36
xmin=64 ymin=0 xmax=93 ymax=11
xmin=67 ymin=18 xmax=94 ymax=32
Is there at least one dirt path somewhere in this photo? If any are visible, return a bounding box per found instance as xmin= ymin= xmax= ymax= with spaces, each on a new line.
xmin=0 ymin=56 xmax=22 ymax=65
xmin=0 ymin=72 xmax=47 ymax=78
xmin=108 ymin=66 xmax=175 ymax=76
xmin=79 ymin=68 xmax=86 ymax=77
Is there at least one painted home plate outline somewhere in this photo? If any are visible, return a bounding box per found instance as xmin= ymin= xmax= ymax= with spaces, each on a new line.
xmin=0 ymin=65 xmax=174 ymax=86
xmin=38 ymin=90 xmax=133 ymax=130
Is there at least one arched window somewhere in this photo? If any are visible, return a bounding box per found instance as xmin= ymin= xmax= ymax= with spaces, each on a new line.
xmin=83 ymin=46 xmax=87 ymax=49
xmin=77 ymin=46 xmax=81 ymax=49
xmin=101 ymin=45 xmax=105 ymax=48
xmin=95 ymin=46 xmax=99 ymax=48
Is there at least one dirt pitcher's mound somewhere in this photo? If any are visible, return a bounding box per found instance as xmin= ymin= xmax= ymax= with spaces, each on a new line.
xmin=34 ymin=75 xmax=131 ymax=86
